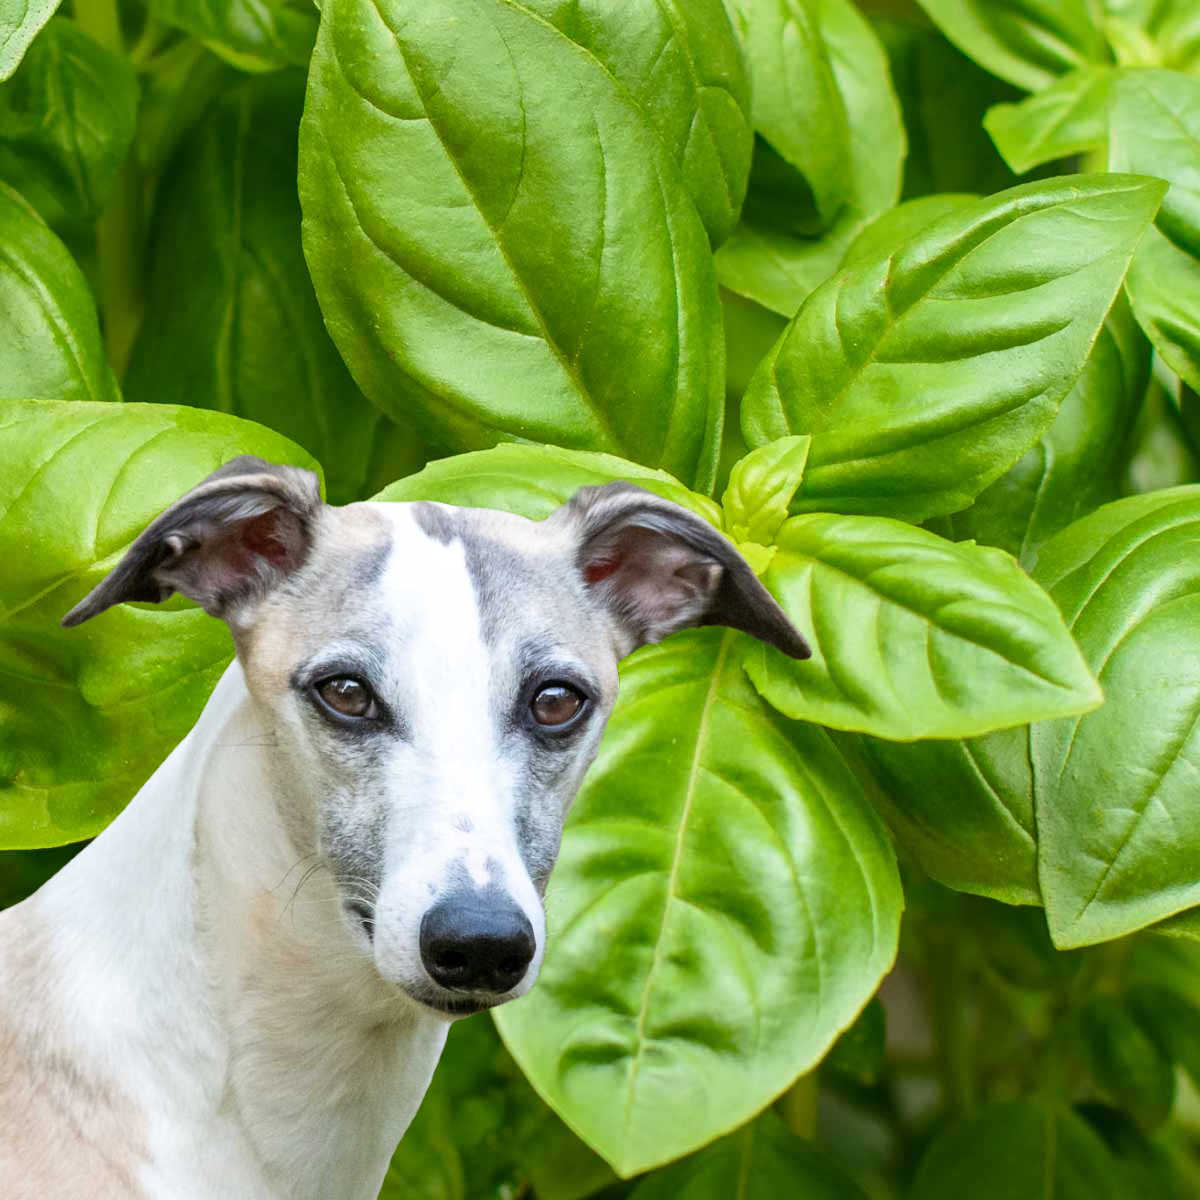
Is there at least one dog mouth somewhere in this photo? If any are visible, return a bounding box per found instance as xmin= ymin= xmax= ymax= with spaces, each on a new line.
xmin=400 ymin=984 xmax=503 ymax=1018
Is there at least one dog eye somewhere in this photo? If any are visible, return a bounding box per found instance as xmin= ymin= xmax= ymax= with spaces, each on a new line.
xmin=531 ymin=683 xmax=585 ymax=728
xmin=316 ymin=677 xmax=378 ymax=719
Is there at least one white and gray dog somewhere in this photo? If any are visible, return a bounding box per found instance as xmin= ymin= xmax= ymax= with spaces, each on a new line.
xmin=0 ymin=457 xmax=809 ymax=1199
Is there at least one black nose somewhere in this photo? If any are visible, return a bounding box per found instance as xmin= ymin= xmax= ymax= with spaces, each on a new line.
xmin=419 ymin=891 xmax=536 ymax=994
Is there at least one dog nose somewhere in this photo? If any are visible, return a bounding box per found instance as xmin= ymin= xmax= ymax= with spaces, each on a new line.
xmin=419 ymin=892 xmax=535 ymax=994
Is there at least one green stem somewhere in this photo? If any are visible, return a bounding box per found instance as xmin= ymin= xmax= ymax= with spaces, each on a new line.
xmin=931 ymin=939 xmax=975 ymax=1117
xmin=778 ymin=1071 xmax=819 ymax=1139
xmin=74 ymin=0 xmax=144 ymax=379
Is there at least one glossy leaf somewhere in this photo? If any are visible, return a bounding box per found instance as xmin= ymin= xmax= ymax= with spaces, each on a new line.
xmin=125 ymin=73 xmax=414 ymax=505
xmin=850 ymin=725 xmax=1039 ymax=905
xmin=149 ymin=0 xmax=317 ymax=72
xmin=1032 ymin=488 xmax=1200 ymax=946
xmin=841 ymin=193 xmax=976 ymax=268
xmin=745 ymin=513 xmax=1100 ymax=740
xmin=910 ymin=1100 xmax=1120 ymax=1200
xmin=721 ymin=434 xmax=810 ymax=548
xmin=0 ymin=0 xmax=57 ymax=80
xmin=518 ymin=0 xmax=752 ymax=247
xmin=628 ymin=1110 xmax=868 ymax=1200
xmin=914 ymin=0 xmax=1109 ymax=93
xmin=742 ymin=174 xmax=1164 ymax=522
xmin=0 ymin=399 xmax=320 ymax=849
xmin=716 ymin=0 xmax=903 ymax=316
xmin=985 ymin=67 xmax=1113 ymax=175
xmin=946 ymin=295 xmax=1150 ymax=565
xmin=495 ymin=630 xmax=901 ymax=1176
xmin=1108 ymin=69 xmax=1200 ymax=392
xmin=0 ymin=181 xmax=118 ymax=404
xmin=0 ymin=17 xmax=138 ymax=229
xmin=299 ymin=0 xmax=724 ymax=492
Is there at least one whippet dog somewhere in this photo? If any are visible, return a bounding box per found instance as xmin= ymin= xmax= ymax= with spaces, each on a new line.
xmin=0 ymin=457 xmax=809 ymax=1199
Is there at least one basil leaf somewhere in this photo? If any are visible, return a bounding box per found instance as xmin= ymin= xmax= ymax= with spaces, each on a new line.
xmin=299 ymin=0 xmax=724 ymax=492
xmin=495 ymin=630 xmax=900 ymax=1175
xmin=0 ymin=17 xmax=138 ymax=229
xmin=746 ymin=513 xmax=1100 ymax=740
xmin=0 ymin=399 xmax=320 ymax=849
xmin=716 ymin=0 xmax=903 ymax=317
xmin=0 ymin=181 xmax=118 ymax=405
xmin=1031 ymin=487 xmax=1200 ymax=946
xmin=946 ymin=295 xmax=1150 ymax=565
xmin=1079 ymin=996 xmax=1175 ymax=1131
xmin=0 ymin=0 xmax=58 ymax=80
xmin=518 ymin=0 xmax=752 ymax=247
xmin=914 ymin=0 xmax=1109 ymax=93
xmin=911 ymin=1100 xmax=1120 ymax=1200
xmin=742 ymin=174 xmax=1164 ymax=523
xmin=628 ymin=1110 xmax=868 ymax=1200
xmin=125 ymin=73 xmax=414 ymax=505
xmin=841 ymin=193 xmax=977 ymax=268
xmin=985 ymin=66 xmax=1114 ymax=175
xmin=850 ymin=725 xmax=1039 ymax=905
xmin=149 ymin=0 xmax=317 ymax=73
xmin=1108 ymin=69 xmax=1200 ymax=392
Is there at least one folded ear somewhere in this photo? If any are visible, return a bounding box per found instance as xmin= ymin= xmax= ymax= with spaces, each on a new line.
xmin=61 ymin=456 xmax=321 ymax=628
xmin=553 ymin=482 xmax=810 ymax=660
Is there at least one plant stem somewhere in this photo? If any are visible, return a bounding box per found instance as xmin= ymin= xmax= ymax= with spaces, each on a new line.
xmin=931 ymin=939 xmax=975 ymax=1117
xmin=73 ymin=0 xmax=145 ymax=378
xmin=778 ymin=1071 xmax=819 ymax=1138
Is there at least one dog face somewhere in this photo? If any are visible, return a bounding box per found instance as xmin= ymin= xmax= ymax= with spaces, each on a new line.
xmin=64 ymin=459 xmax=808 ymax=1018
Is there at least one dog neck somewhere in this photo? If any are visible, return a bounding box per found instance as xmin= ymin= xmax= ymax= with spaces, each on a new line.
xmin=5 ymin=661 xmax=447 ymax=1200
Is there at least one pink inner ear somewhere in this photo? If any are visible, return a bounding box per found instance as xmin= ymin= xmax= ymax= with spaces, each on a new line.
xmin=239 ymin=509 xmax=292 ymax=568
xmin=584 ymin=556 xmax=622 ymax=585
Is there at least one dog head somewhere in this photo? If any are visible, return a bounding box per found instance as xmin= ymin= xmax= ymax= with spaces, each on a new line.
xmin=64 ymin=458 xmax=809 ymax=1017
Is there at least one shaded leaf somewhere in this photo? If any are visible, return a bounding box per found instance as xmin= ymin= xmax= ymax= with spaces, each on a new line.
xmin=0 ymin=399 xmax=319 ymax=848
xmin=746 ymin=513 xmax=1100 ymax=740
xmin=910 ymin=1100 xmax=1120 ymax=1200
xmin=300 ymin=0 xmax=724 ymax=491
xmin=628 ymin=1110 xmax=868 ymax=1200
xmin=495 ymin=629 xmax=901 ymax=1175
xmin=1108 ymin=69 xmax=1200 ymax=392
xmin=742 ymin=174 xmax=1164 ymax=522
xmin=149 ymin=0 xmax=317 ymax=73
xmin=914 ymin=0 xmax=1109 ymax=92
xmin=125 ymin=72 xmax=414 ymax=505
xmin=0 ymin=17 xmax=138 ymax=228
xmin=1032 ymin=487 xmax=1200 ymax=946
xmin=0 ymin=180 xmax=118 ymax=404
xmin=1079 ymin=996 xmax=1175 ymax=1131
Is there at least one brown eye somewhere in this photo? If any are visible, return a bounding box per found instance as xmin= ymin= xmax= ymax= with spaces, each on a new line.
xmin=316 ymin=677 xmax=377 ymax=719
xmin=531 ymin=683 xmax=585 ymax=728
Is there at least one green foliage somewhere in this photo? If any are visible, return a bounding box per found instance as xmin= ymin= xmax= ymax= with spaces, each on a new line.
xmin=3 ymin=0 xmax=1200 ymax=1196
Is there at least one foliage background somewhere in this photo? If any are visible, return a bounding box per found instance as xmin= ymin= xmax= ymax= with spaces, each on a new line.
xmin=3 ymin=0 xmax=1200 ymax=1196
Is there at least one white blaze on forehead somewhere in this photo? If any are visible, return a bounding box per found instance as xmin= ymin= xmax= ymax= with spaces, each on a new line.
xmin=368 ymin=503 xmax=509 ymax=889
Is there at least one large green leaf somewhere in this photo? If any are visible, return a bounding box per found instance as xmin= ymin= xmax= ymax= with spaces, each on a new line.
xmin=628 ymin=1110 xmax=868 ymax=1200
xmin=841 ymin=193 xmax=977 ymax=268
xmin=518 ymin=0 xmax=752 ymax=247
xmin=0 ymin=399 xmax=319 ymax=849
xmin=125 ymin=73 xmax=415 ymax=505
xmin=299 ymin=0 xmax=724 ymax=492
xmin=149 ymin=0 xmax=317 ymax=72
xmin=745 ymin=514 xmax=1100 ymax=740
xmin=0 ymin=17 xmax=138 ymax=229
xmin=1031 ymin=488 xmax=1200 ymax=947
xmin=716 ymin=0 xmax=903 ymax=316
xmin=0 ymin=0 xmax=57 ymax=80
xmin=0 ymin=181 xmax=118 ymax=404
xmin=849 ymin=725 xmax=1039 ymax=905
xmin=742 ymin=174 xmax=1164 ymax=523
xmin=946 ymin=295 xmax=1150 ymax=565
xmin=1108 ymin=69 xmax=1200 ymax=393
xmin=985 ymin=66 xmax=1114 ymax=175
xmin=914 ymin=0 xmax=1109 ymax=92
xmin=910 ymin=1100 xmax=1120 ymax=1199
xmin=495 ymin=630 xmax=901 ymax=1175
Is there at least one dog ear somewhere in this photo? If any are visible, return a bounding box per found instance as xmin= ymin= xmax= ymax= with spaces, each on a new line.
xmin=555 ymin=482 xmax=810 ymax=660
xmin=62 ymin=456 xmax=322 ymax=628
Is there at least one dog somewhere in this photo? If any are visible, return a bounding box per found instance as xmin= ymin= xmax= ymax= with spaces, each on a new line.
xmin=0 ymin=457 xmax=808 ymax=1199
